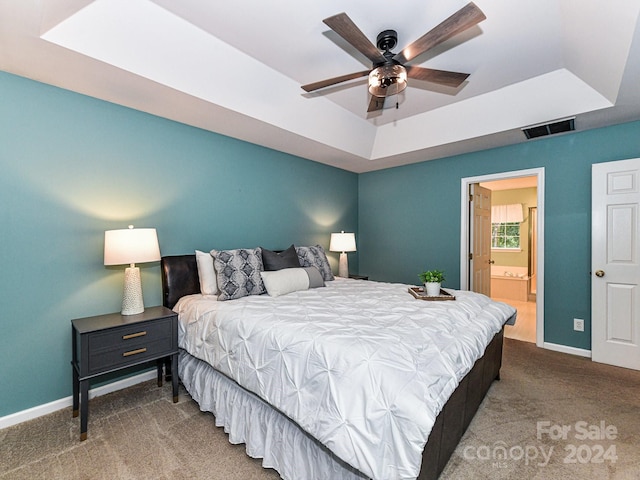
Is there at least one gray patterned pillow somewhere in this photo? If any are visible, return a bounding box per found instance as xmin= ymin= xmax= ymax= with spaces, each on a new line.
xmin=295 ymin=245 xmax=334 ymax=281
xmin=210 ymin=247 xmax=266 ymax=301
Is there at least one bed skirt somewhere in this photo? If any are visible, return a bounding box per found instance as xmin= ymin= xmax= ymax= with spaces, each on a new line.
xmin=179 ymin=350 xmax=367 ymax=480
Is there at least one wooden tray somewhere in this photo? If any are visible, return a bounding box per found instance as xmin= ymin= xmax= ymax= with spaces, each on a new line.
xmin=408 ymin=287 xmax=455 ymax=301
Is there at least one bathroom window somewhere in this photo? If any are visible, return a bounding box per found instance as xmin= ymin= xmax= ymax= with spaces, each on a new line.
xmin=491 ymin=203 xmax=523 ymax=251
xmin=491 ymin=222 xmax=521 ymax=249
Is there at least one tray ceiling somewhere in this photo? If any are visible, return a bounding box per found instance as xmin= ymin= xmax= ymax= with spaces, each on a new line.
xmin=2 ymin=0 xmax=640 ymax=172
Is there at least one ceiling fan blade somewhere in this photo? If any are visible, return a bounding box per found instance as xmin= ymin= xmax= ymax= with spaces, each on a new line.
xmin=406 ymin=66 xmax=470 ymax=88
xmin=301 ymin=70 xmax=370 ymax=92
xmin=324 ymin=13 xmax=386 ymax=64
xmin=394 ymin=2 xmax=486 ymax=64
xmin=367 ymin=95 xmax=385 ymax=112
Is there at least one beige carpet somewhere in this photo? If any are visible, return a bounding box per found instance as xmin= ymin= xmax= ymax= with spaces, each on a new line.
xmin=1 ymin=339 xmax=639 ymax=479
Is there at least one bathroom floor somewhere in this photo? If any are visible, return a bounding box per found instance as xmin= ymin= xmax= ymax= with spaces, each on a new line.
xmin=492 ymin=297 xmax=536 ymax=343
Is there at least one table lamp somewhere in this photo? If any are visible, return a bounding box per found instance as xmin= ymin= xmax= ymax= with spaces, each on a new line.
xmin=330 ymin=231 xmax=356 ymax=278
xmin=104 ymin=225 xmax=161 ymax=315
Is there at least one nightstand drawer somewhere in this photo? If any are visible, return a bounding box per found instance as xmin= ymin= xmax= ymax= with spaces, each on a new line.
xmin=86 ymin=317 xmax=174 ymax=374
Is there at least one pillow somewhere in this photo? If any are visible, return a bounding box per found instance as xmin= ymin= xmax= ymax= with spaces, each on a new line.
xmin=304 ymin=266 xmax=325 ymax=288
xmin=295 ymin=245 xmax=334 ymax=281
xmin=210 ymin=248 xmax=266 ymax=301
xmin=260 ymin=267 xmax=325 ymax=297
xmin=195 ymin=250 xmax=218 ymax=295
xmin=261 ymin=244 xmax=301 ymax=271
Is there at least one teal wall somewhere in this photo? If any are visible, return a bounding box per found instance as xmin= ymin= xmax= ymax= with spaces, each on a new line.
xmin=3 ymin=67 xmax=640 ymax=420
xmin=0 ymin=72 xmax=358 ymax=418
xmin=359 ymin=120 xmax=640 ymax=351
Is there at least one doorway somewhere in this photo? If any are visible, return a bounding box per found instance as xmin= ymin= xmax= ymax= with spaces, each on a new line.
xmin=480 ymin=177 xmax=537 ymax=343
xmin=460 ymin=168 xmax=545 ymax=347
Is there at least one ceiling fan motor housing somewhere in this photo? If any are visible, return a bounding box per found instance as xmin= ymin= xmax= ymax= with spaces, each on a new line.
xmin=376 ymin=30 xmax=398 ymax=52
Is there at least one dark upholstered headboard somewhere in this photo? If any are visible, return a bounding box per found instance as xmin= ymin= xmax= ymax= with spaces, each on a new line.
xmin=161 ymin=255 xmax=200 ymax=309
xmin=161 ymin=249 xmax=288 ymax=309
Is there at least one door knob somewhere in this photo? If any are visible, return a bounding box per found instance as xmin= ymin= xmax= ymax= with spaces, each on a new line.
xmin=595 ymin=270 xmax=605 ymax=277
xmin=489 ymin=260 xmax=495 ymax=264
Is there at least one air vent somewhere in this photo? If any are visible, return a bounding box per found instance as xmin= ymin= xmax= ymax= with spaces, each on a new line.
xmin=522 ymin=117 xmax=575 ymax=139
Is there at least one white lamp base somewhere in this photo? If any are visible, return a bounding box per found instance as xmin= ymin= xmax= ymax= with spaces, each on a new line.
xmin=121 ymin=266 xmax=144 ymax=315
xmin=338 ymin=252 xmax=349 ymax=278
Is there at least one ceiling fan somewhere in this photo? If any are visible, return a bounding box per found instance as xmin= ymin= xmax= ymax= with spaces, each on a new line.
xmin=302 ymin=2 xmax=486 ymax=112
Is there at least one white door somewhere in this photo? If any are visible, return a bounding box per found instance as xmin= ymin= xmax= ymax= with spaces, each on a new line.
xmin=470 ymin=183 xmax=492 ymax=296
xmin=592 ymin=158 xmax=640 ymax=370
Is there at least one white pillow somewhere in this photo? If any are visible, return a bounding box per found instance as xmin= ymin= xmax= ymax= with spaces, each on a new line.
xmin=195 ymin=250 xmax=218 ymax=295
xmin=260 ymin=267 xmax=324 ymax=297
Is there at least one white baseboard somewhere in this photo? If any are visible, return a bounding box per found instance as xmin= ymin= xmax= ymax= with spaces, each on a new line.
xmin=543 ymin=342 xmax=592 ymax=358
xmin=0 ymin=370 xmax=156 ymax=431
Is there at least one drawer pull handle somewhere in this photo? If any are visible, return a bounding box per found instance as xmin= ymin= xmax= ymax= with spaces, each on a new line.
xmin=122 ymin=331 xmax=147 ymax=340
xmin=123 ymin=347 xmax=147 ymax=357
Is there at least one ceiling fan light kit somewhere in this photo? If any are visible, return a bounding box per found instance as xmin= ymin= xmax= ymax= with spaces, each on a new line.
xmin=369 ymin=29 xmax=407 ymax=98
xmin=369 ymin=64 xmax=407 ymax=97
xmin=302 ymin=2 xmax=486 ymax=112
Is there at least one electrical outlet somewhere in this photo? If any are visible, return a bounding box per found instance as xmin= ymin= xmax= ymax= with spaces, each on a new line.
xmin=574 ymin=318 xmax=585 ymax=332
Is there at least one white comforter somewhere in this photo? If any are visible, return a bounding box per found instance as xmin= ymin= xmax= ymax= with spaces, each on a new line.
xmin=174 ymin=278 xmax=516 ymax=480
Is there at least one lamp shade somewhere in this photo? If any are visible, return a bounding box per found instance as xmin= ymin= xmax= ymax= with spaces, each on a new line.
xmin=104 ymin=226 xmax=161 ymax=266
xmin=330 ymin=232 xmax=356 ymax=253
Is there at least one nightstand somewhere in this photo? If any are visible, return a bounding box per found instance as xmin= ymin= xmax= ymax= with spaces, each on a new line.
xmin=71 ymin=306 xmax=178 ymax=441
xmin=349 ymin=274 xmax=369 ymax=280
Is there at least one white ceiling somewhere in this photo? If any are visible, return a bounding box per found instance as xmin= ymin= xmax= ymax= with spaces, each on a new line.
xmin=2 ymin=0 xmax=640 ymax=173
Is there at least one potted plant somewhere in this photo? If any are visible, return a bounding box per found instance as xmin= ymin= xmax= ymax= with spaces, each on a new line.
xmin=418 ymin=270 xmax=445 ymax=296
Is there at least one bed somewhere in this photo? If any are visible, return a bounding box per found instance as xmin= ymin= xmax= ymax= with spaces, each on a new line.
xmin=161 ymin=251 xmax=516 ymax=480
